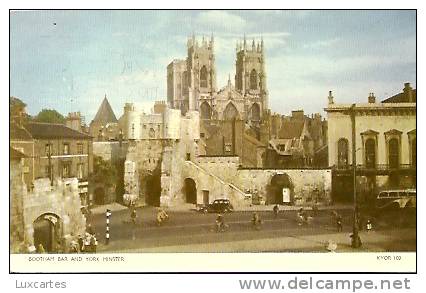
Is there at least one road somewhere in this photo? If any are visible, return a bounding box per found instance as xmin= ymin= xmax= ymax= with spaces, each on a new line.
xmin=87 ymin=206 xmax=416 ymax=253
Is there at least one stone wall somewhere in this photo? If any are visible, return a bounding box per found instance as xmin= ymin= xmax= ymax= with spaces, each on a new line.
xmin=93 ymin=141 xmax=128 ymax=163
xmin=10 ymin=159 xmax=26 ymax=253
xmin=11 ymin=177 xmax=86 ymax=253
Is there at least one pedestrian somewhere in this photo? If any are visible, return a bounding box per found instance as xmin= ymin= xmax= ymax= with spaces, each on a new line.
xmin=336 ymin=213 xmax=343 ymax=232
xmin=78 ymin=235 xmax=84 ymax=252
xmin=312 ymin=202 xmax=319 ymax=216
xmin=251 ymin=212 xmax=262 ymax=230
xmin=273 ymin=204 xmax=279 ymax=218
xmin=36 ymin=244 xmax=45 ymax=254
xmin=366 ymin=219 xmax=373 ymax=232
xmin=131 ymin=208 xmax=137 ymax=225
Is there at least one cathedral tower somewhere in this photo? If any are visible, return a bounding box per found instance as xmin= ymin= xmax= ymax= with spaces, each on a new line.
xmin=235 ymin=36 xmax=269 ymax=121
xmin=187 ymin=34 xmax=216 ymax=111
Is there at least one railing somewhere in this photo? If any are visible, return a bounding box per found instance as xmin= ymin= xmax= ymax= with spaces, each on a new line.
xmin=333 ymin=164 xmax=416 ymax=173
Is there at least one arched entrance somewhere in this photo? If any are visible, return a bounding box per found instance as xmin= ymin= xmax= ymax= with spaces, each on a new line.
xmin=145 ymin=174 xmax=161 ymax=207
xmin=268 ymin=174 xmax=294 ymax=205
xmin=33 ymin=213 xmax=61 ymax=253
xmin=184 ymin=178 xmax=197 ymax=204
xmin=94 ymin=187 xmax=105 ymax=205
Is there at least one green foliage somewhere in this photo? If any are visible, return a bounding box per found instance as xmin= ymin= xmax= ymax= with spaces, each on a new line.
xmin=10 ymin=97 xmax=31 ymax=123
xmin=90 ymin=155 xmax=118 ymax=187
xmin=34 ymin=109 xmax=65 ymax=124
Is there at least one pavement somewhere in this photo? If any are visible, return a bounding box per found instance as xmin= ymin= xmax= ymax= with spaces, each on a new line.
xmin=90 ymin=203 xmax=128 ymax=214
xmin=98 ymin=228 xmax=415 ymax=253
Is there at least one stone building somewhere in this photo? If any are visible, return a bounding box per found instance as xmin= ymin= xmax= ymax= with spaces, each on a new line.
xmin=10 ymin=122 xmax=93 ymax=206
xmin=89 ymin=95 xmax=119 ymax=141
xmin=325 ymin=83 xmax=416 ymax=203
xmin=263 ymin=110 xmax=328 ymax=168
xmin=11 ymin=147 xmax=86 ymax=253
xmin=167 ymin=35 xmax=268 ymax=124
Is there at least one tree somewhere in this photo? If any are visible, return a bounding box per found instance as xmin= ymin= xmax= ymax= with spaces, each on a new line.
xmin=10 ymin=96 xmax=31 ymax=124
xmin=89 ymin=155 xmax=118 ymax=188
xmin=34 ymin=109 xmax=65 ymax=124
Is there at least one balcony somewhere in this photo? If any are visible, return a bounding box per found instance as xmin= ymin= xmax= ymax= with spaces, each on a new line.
xmin=333 ymin=164 xmax=416 ymax=176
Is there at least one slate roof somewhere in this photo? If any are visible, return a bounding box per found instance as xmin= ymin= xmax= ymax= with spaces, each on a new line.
xmin=382 ymin=89 xmax=416 ymax=103
xmin=24 ymin=122 xmax=92 ymax=139
xmin=278 ymin=120 xmax=305 ymax=139
xmin=10 ymin=122 xmax=33 ymax=141
xmin=10 ymin=147 xmax=27 ymax=159
xmin=92 ymin=96 xmax=118 ymax=125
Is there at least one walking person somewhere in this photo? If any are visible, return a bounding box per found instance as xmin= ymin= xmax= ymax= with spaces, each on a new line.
xmin=273 ymin=204 xmax=279 ymax=218
xmin=336 ymin=213 xmax=343 ymax=232
xmin=366 ymin=219 xmax=373 ymax=232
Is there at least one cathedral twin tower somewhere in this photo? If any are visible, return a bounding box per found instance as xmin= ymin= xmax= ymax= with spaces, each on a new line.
xmin=167 ymin=34 xmax=269 ymax=123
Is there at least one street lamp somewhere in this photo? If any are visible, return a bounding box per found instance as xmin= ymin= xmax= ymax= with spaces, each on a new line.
xmin=349 ymin=104 xmax=362 ymax=248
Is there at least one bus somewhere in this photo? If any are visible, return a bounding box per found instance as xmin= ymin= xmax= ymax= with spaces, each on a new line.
xmin=375 ymin=189 xmax=416 ymax=209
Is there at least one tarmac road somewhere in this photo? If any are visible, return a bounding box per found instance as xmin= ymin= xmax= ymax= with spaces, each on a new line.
xmin=87 ymin=206 xmax=416 ymax=252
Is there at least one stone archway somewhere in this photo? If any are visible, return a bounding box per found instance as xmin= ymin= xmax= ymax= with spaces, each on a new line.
xmin=184 ymin=178 xmax=197 ymax=204
xmin=268 ymin=173 xmax=294 ymax=205
xmin=94 ymin=187 xmax=105 ymax=205
xmin=33 ymin=213 xmax=61 ymax=253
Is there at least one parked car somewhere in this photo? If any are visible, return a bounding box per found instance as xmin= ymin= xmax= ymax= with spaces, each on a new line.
xmin=199 ymin=199 xmax=234 ymax=213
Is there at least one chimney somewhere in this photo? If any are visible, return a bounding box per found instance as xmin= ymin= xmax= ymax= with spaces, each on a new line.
xmin=328 ymin=91 xmax=334 ymax=105
xmin=368 ymin=93 xmax=376 ymax=104
xmin=404 ymin=82 xmax=414 ymax=102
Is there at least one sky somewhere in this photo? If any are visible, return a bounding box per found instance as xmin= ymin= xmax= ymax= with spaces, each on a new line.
xmin=10 ymin=10 xmax=416 ymax=121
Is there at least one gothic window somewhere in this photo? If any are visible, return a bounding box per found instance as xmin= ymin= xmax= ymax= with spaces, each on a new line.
xmin=337 ymin=138 xmax=349 ymax=168
xmin=388 ymin=138 xmax=399 ymax=169
xmin=200 ymin=66 xmax=208 ymax=88
xmin=200 ymin=102 xmax=212 ymax=120
xmin=149 ymin=128 xmax=155 ymax=138
xmin=365 ymin=139 xmax=376 ymax=168
xmin=250 ymin=69 xmax=258 ymax=90
xmin=224 ymin=103 xmax=239 ymax=120
xmin=249 ymin=103 xmax=260 ymax=121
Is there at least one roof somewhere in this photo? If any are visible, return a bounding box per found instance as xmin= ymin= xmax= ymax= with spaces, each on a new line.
xmin=92 ymin=96 xmax=118 ymax=125
xmin=10 ymin=147 xmax=27 ymax=159
xmin=10 ymin=122 xmax=33 ymax=141
xmin=243 ymin=133 xmax=265 ymax=147
xmin=24 ymin=122 xmax=92 ymax=139
xmin=278 ymin=120 xmax=305 ymax=139
xmin=382 ymin=89 xmax=416 ymax=103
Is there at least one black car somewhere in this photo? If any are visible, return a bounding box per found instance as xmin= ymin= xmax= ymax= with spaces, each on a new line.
xmin=199 ymin=199 xmax=234 ymax=213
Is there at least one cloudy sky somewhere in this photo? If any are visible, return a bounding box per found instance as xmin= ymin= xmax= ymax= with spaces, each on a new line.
xmin=10 ymin=10 xmax=416 ymax=121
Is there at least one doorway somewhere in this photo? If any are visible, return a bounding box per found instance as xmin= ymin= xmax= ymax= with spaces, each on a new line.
xmin=184 ymin=178 xmax=197 ymax=204
xmin=33 ymin=213 xmax=60 ymax=252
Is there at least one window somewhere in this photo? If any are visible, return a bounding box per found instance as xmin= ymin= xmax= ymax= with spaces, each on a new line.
xmin=388 ymin=138 xmax=399 ymax=168
xmin=411 ymin=138 xmax=416 ymax=167
xmin=250 ymin=69 xmax=257 ymax=90
xmin=149 ymin=128 xmax=155 ymax=138
xmin=131 ymin=124 xmax=135 ymax=138
xmin=77 ymin=163 xmax=84 ymax=179
xmin=62 ymin=163 xmax=71 ymax=178
xmin=337 ymin=138 xmax=349 ymax=168
xmin=200 ymin=66 xmax=208 ymax=88
xmin=45 ymin=144 xmax=52 ymax=156
xmin=63 ymin=143 xmax=70 ymax=155
xmin=365 ymin=139 xmax=376 ymax=168
xmin=77 ymin=143 xmax=84 ymax=155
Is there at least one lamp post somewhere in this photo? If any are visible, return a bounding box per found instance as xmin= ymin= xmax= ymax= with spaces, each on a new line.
xmin=350 ymin=104 xmax=362 ymax=248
